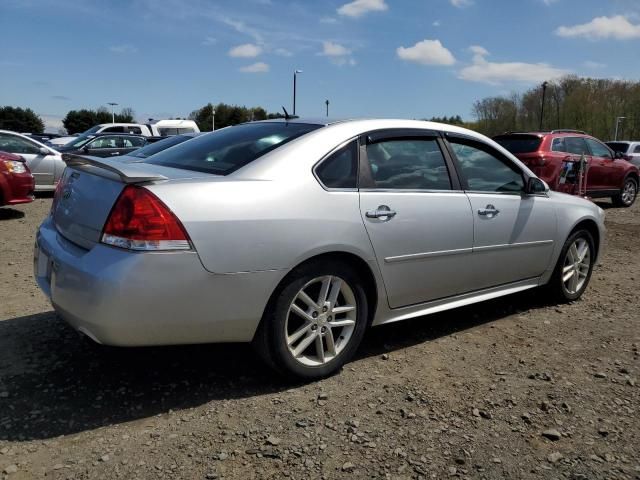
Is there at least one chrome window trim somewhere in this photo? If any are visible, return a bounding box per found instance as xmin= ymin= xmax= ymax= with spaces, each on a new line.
xmin=359 ymin=188 xmax=465 ymax=194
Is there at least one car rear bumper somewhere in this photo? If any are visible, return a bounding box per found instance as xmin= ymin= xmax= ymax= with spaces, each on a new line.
xmin=34 ymin=217 xmax=283 ymax=346
xmin=0 ymin=171 xmax=35 ymax=205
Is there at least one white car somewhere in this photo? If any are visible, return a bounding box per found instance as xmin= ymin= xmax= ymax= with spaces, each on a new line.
xmin=0 ymin=130 xmax=64 ymax=190
xmin=82 ymin=119 xmax=200 ymax=137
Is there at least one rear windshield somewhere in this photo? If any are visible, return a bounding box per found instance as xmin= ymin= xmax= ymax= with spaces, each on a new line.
xmin=145 ymin=122 xmax=322 ymax=175
xmin=606 ymin=142 xmax=630 ymax=153
xmin=494 ymin=135 xmax=542 ymax=154
xmin=130 ymin=134 xmax=192 ymax=159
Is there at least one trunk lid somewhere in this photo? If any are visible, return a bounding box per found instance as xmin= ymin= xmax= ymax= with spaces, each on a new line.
xmin=52 ymin=155 xmax=213 ymax=249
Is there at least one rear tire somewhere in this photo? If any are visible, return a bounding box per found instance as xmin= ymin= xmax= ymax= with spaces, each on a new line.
xmin=253 ymin=260 xmax=369 ymax=380
xmin=547 ymin=229 xmax=595 ymax=303
xmin=612 ymin=176 xmax=637 ymax=208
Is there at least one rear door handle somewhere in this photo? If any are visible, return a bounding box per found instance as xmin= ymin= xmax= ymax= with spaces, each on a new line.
xmin=478 ymin=204 xmax=500 ymax=216
xmin=366 ymin=205 xmax=397 ymax=219
xmin=110 ymin=152 xmax=120 ymax=156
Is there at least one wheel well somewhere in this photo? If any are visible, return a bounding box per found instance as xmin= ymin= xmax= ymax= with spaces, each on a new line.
xmin=626 ymin=172 xmax=639 ymax=186
xmin=571 ymin=219 xmax=600 ymax=257
xmin=262 ymin=252 xmax=379 ymax=328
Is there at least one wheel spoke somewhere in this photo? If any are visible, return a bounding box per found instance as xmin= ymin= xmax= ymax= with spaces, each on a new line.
xmin=287 ymin=322 xmax=312 ymax=346
xmin=329 ymin=318 xmax=356 ymax=328
xmin=562 ymin=264 xmax=574 ymax=274
xmin=297 ymin=290 xmax=318 ymax=309
xmin=318 ymin=276 xmax=331 ymax=305
xmin=325 ymin=330 xmax=337 ymax=356
xmin=563 ymin=269 xmax=575 ymax=283
xmin=327 ymin=277 xmax=342 ymax=308
xmin=291 ymin=304 xmax=313 ymax=321
xmin=315 ymin=335 xmax=325 ymax=363
xmin=332 ymin=305 xmax=356 ymax=315
xmin=569 ymin=244 xmax=579 ymax=263
xmin=577 ymin=241 xmax=589 ymax=262
xmin=292 ymin=331 xmax=317 ymax=357
xmin=569 ymin=270 xmax=579 ymax=293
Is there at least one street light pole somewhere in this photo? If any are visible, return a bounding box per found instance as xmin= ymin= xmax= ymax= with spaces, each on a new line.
xmin=539 ymin=82 xmax=548 ymax=131
xmin=293 ymin=69 xmax=302 ymax=115
xmin=325 ymin=99 xmax=329 ymax=117
xmin=614 ymin=116 xmax=626 ymax=141
xmin=107 ymin=102 xmax=118 ymax=124
xmin=212 ymin=105 xmax=216 ymax=131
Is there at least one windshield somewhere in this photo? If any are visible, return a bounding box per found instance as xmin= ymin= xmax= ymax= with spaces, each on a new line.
xmin=130 ymin=135 xmax=193 ymax=159
xmin=493 ymin=135 xmax=542 ymax=154
xmin=606 ymin=142 xmax=630 ymax=153
xmin=57 ymin=134 xmax=96 ymax=151
xmin=145 ymin=122 xmax=322 ymax=175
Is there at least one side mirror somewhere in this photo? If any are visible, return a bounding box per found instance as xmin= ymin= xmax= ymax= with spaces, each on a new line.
xmin=614 ymin=151 xmax=624 ymax=160
xmin=81 ymin=145 xmax=90 ymax=153
xmin=39 ymin=146 xmax=50 ymax=155
xmin=525 ymin=177 xmax=548 ymax=195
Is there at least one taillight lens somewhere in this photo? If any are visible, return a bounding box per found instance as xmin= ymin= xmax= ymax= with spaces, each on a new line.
xmin=101 ymin=185 xmax=191 ymax=251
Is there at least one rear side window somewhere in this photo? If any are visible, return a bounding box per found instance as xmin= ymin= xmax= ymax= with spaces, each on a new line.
xmin=449 ymin=138 xmax=524 ymax=193
xmin=146 ymin=123 xmax=322 ymax=175
xmin=493 ymin=136 xmax=542 ymax=154
xmin=123 ymin=137 xmax=146 ymax=147
xmin=365 ymin=138 xmax=451 ymax=190
xmin=177 ymin=128 xmax=195 ymax=134
xmin=565 ymin=137 xmax=589 ymax=155
xmin=315 ymin=141 xmax=358 ymax=189
xmin=634 ymin=145 xmax=640 ymax=154
xmin=159 ymin=128 xmax=179 ymax=136
xmin=103 ymin=126 xmax=125 ymax=133
xmin=551 ymin=137 xmax=566 ymax=152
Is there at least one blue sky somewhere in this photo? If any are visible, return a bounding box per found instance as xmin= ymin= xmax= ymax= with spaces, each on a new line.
xmin=1 ymin=0 xmax=640 ymax=132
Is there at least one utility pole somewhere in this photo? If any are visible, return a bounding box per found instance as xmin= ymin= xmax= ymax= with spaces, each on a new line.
xmin=539 ymin=82 xmax=548 ymax=131
xmin=212 ymin=105 xmax=216 ymax=131
xmin=325 ymin=99 xmax=329 ymax=117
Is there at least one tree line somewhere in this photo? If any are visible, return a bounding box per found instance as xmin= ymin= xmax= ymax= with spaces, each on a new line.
xmin=188 ymin=103 xmax=285 ymax=131
xmin=470 ymin=76 xmax=640 ymax=140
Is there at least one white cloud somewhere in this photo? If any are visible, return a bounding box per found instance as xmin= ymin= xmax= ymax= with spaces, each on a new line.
xmin=239 ymin=62 xmax=269 ymax=73
xmin=556 ymin=15 xmax=640 ymax=40
xmin=337 ymin=0 xmax=388 ymax=18
xmin=109 ymin=44 xmax=138 ymax=54
xmin=320 ymin=41 xmax=351 ymax=57
xmin=396 ymin=39 xmax=456 ymax=66
xmin=450 ymin=0 xmax=473 ymax=8
xmin=432 ymin=20 xmax=441 ymax=27
xmin=458 ymin=46 xmax=569 ymax=85
xmin=228 ymin=43 xmax=263 ymax=58
xmin=201 ymin=36 xmax=217 ymax=46
xmin=584 ymin=60 xmax=606 ymax=69
xmin=274 ymin=48 xmax=293 ymax=57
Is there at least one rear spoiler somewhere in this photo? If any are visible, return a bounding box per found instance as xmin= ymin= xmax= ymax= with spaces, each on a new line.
xmin=62 ymin=154 xmax=168 ymax=184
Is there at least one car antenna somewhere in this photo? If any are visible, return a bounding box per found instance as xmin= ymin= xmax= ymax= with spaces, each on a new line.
xmin=282 ymin=106 xmax=291 ymax=119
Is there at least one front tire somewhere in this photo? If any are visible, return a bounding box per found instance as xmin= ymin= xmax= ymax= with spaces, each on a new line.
xmin=612 ymin=176 xmax=637 ymax=208
xmin=253 ymin=260 xmax=369 ymax=380
xmin=547 ymin=229 xmax=595 ymax=302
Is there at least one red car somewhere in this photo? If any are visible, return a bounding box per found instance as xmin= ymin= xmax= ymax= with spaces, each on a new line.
xmin=494 ymin=130 xmax=640 ymax=207
xmin=0 ymin=151 xmax=35 ymax=207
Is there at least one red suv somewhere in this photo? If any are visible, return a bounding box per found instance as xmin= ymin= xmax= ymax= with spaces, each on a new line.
xmin=494 ymin=130 xmax=639 ymax=207
xmin=0 ymin=151 xmax=35 ymax=207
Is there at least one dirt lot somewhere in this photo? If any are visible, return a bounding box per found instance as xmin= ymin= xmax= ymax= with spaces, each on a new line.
xmin=0 ymin=196 xmax=638 ymax=480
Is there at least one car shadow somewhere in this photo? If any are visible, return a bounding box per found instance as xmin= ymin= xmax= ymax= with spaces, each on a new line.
xmin=0 ymin=208 xmax=25 ymax=220
xmin=0 ymin=289 xmax=549 ymax=441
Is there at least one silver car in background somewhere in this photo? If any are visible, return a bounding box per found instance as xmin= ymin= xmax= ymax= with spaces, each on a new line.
xmin=34 ymin=119 xmax=606 ymax=379
xmin=0 ymin=129 xmax=64 ymax=190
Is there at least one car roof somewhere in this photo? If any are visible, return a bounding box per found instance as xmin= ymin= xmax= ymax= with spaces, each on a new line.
xmin=495 ymin=130 xmax=590 ymax=138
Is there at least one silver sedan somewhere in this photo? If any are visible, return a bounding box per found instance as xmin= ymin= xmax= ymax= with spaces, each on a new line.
xmin=34 ymin=119 xmax=606 ymax=379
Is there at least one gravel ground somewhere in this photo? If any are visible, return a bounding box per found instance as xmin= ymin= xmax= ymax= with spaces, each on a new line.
xmin=0 ymin=196 xmax=638 ymax=480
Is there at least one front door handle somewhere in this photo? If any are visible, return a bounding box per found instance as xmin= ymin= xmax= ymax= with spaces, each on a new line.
xmin=110 ymin=152 xmax=120 ymax=156
xmin=366 ymin=205 xmax=397 ymax=219
xmin=478 ymin=204 xmax=500 ymax=217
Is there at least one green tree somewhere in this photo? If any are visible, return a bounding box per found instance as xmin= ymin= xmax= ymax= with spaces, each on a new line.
xmin=188 ymin=102 xmax=284 ymax=131
xmin=62 ymin=107 xmax=135 ymax=134
xmin=0 ymin=106 xmax=45 ymax=133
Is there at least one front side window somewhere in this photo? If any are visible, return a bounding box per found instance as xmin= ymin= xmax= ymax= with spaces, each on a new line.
xmin=315 ymin=141 xmax=357 ymax=189
xmin=103 ymin=126 xmax=125 ymax=133
xmin=146 ymin=122 xmax=322 ymax=175
xmin=122 ymin=137 xmax=145 ymax=148
xmin=0 ymin=134 xmax=40 ymax=154
xmin=365 ymin=138 xmax=451 ymax=190
xmin=551 ymin=137 xmax=567 ymax=152
xmin=449 ymin=139 xmax=524 ymax=193
xmin=88 ymin=137 xmax=119 ymax=149
xmin=634 ymin=145 xmax=640 ymax=154
xmin=565 ymin=137 xmax=589 ymax=155
xmin=586 ymin=138 xmax=612 ymax=159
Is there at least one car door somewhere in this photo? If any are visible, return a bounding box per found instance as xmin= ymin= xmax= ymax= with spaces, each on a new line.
xmin=84 ymin=136 xmax=123 ymax=158
xmin=445 ymin=133 xmax=557 ymax=290
xmin=358 ymin=129 xmax=475 ymax=308
xmin=0 ymin=133 xmax=55 ymax=186
xmin=585 ymin=138 xmax=625 ymax=193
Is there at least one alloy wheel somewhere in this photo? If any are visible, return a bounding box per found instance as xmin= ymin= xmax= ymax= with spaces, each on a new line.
xmin=562 ymin=238 xmax=591 ymax=295
xmin=285 ymin=275 xmax=357 ymax=366
xmin=621 ymin=180 xmax=637 ymax=205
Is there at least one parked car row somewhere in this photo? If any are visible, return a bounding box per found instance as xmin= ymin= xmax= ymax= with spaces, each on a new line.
xmin=494 ymin=130 xmax=640 ymax=207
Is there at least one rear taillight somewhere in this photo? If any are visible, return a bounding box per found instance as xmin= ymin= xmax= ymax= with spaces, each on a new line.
xmin=101 ymin=185 xmax=191 ymax=251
